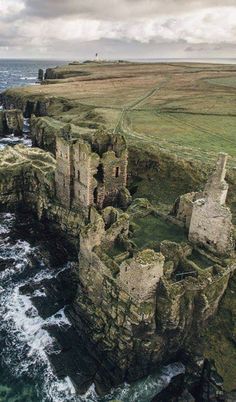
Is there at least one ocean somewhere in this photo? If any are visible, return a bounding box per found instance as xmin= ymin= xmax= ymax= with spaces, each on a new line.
xmin=0 ymin=59 xmax=187 ymax=402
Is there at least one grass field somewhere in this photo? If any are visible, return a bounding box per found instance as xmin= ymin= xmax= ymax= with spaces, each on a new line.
xmin=6 ymin=61 xmax=236 ymax=166
xmin=4 ymin=60 xmax=236 ymax=212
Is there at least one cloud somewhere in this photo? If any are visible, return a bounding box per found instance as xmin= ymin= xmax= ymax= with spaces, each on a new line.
xmin=21 ymin=0 xmax=236 ymax=20
xmin=0 ymin=0 xmax=236 ymax=58
xmin=11 ymin=7 xmax=236 ymax=44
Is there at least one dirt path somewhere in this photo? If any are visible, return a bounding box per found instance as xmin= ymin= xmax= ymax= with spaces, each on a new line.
xmin=114 ymin=78 xmax=170 ymax=134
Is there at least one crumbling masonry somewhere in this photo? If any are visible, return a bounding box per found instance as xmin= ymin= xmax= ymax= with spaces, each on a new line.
xmin=55 ymin=129 xmax=130 ymax=216
xmin=175 ymin=153 xmax=234 ymax=256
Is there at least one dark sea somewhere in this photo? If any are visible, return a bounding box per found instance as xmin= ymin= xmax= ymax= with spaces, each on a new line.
xmin=0 ymin=59 xmax=185 ymax=402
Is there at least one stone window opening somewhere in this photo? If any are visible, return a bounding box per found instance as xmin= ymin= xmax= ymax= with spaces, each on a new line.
xmin=94 ymin=163 xmax=104 ymax=184
xmin=115 ymin=167 xmax=120 ymax=178
xmin=94 ymin=187 xmax=98 ymax=204
xmin=77 ymin=169 xmax=80 ymax=181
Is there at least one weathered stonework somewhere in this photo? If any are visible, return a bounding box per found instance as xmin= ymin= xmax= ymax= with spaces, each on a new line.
xmin=55 ymin=128 xmax=130 ymax=216
xmin=173 ymin=154 xmax=235 ymax=256
xmin=119 ymin=250 xmax=164 ymax=302
xmin=189 ymin=153 xmax=234 ymax=256
xmin=172 ymin=192 xmax=196 ymax=229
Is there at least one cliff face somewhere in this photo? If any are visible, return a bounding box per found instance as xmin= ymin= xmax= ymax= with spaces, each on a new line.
xmin=0 ymin=145 xmax=55 ymax=209
xmin=0 ymin=109 xmax=23 ymax=135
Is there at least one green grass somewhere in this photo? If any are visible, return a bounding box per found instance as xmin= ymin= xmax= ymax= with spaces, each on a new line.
xmin=126 ymin=110 xmax=236 ymax=165
xmin=131 ymin=214 xmax=187 ymax=249
xmin=5 ymin=61 xmax=236 ymax=210
xmin=207 ymin=77 xmax=236 ymax=88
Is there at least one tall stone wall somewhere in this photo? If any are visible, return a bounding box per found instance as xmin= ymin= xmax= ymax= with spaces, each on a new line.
xmin=54 ymin=131 xmax=130 ymax=214
xmin=55 ymin=137 xmax=73 ymax=208
xmin=189 ymin=153 xmax=234 ymax=256
xmin=73 ymin=141 xmax=99 ymax=209
xmin=100 ymin=149 xmax=128 ymax=207
xmin=119 ymin=249 xmax=164 ymax=302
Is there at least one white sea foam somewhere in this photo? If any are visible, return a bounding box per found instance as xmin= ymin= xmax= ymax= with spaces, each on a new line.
xmin=20 ymin=76 xmax=37 ymax=80
xmin=0 ymin=134 xmax=32 ymax=149
xmin=33 ymin=288 xmax=47 ymax=297
xmin=0 ymin=267 xmax=77 ymax=400
xmin=45 ymin=307 xmax=72 ymax=328
xmin=80 ymin=362 xmax=185 ymax=402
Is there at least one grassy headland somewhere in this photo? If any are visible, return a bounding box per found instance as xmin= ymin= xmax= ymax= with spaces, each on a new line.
xmin=4 ymin=61 xmax=236 ymax=210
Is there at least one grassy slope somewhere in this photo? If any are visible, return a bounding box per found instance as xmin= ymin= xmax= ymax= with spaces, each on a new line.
xmin=5 ymin=61 xmax=236 ymax=209
xmin=5 ymin=61 xmax=236 ymax=164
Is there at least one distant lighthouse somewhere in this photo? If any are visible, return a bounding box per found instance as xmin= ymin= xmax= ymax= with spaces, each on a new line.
xmin=95 ymin=53 xmax=98 ymax=62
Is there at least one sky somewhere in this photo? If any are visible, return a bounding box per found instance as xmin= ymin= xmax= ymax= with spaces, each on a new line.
xmin=0 ymin=0 xmax=236 ymax=60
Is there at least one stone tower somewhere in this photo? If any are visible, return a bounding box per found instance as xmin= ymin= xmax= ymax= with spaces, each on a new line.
xmin=188 ymin=153 xmax=234 ymax=256
xmin=55 ymin=129 xmax=130 ymax=215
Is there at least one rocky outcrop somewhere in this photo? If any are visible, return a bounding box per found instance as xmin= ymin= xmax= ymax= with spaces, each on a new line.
xmin=38 ymin=68 xmax=44 ymax=81
xmin=152 ymin=357 xmax=229 ymax=402
xmin=0 ymin=110 xmax=5 ymax=134
xmin=30 ymin=115 xmax=62 ymax=154
xmin=0 ymin=145 xmax=55 ymax=208
xmin=0 ymin=92 xmax=50 ymax=118
xmin=0 ymin=109 xmax=23 ymax=136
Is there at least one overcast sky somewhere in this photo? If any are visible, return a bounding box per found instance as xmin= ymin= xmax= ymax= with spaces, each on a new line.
xmin=0 ymin=0 xmax=236 ymax=59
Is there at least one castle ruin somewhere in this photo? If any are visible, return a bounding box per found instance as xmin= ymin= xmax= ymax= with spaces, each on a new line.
xmin=174 ymin=153 xmax=234 ymax=256
xmin=55 ymin=128 xmax=129 ymax=216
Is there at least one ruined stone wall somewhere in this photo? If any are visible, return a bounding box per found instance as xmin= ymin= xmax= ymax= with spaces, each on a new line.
xmin=72 ymin=141 xmax=98 ymax=209
xmin=72 ymin=211 xmax=165 ymax=382
xmin=188 ymin=154 xmax=234 ymax=256
xmin=119 ymin=249 xmax=164 ymax=302
xmin=101 ymin=149 xmax=128 ymax=207
xmin=189 ymin=199 xmax=234 ymax=256
xmin=0 ymin=145 xmax=235 ymax=387
xmin=55 ymin=137 xmax=73 ymax=208
xmin=54 ymin=132 xmax=129 ymax=213
xmin=173 ymin=192 xmax=196 ymax=228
